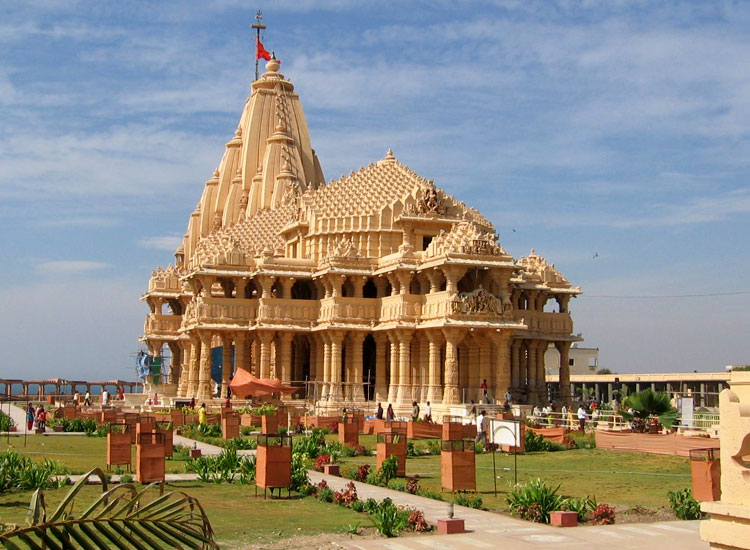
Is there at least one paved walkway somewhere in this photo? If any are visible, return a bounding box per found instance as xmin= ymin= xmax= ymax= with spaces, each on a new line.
xmin=309 ymin=471 xmax=707 ymax=550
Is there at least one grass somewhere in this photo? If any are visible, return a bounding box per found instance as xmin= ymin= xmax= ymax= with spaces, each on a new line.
xmin=0 ymin=482 xmax=367 ymax=546
xmin=0 ymin=435 xmax=189 ymax=474
xmin=338 ymin=447 xmax=691 ymax=511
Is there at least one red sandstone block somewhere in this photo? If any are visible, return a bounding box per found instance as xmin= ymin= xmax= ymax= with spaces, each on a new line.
xmin=323 ymin=464 xmax=340 ymax=476
xmin=550 ymin=510 xmax=578 ymax=527
xmin=189 ymin=449 xmax=202 ymax=458
xmin=437 ymin=518 xmax=465 ymax=535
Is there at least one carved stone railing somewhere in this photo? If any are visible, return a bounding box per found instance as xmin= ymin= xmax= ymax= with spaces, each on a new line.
xmin=148 ymin=273 xmax=181 ymax=293
xmin=522 ymin=311 xmax=573 ymax=334
xmin=379 ymin=294 xmax=422 ymax=323
xmin=420 ymin=291 xmax=455 ymax=320
xmin=258 ymin=298 xmax=320 ymax=326
xmin=144 ymin=314 xmax=182 ymax=337
xmin=319 ymin=297 xmax=378 ymax=324
xmin=188 ymin=298 xmax=258 ymax=326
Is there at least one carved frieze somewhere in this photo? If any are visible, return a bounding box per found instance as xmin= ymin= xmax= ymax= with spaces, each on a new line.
xmin=451 ymin=287 xmax=503 ymax=315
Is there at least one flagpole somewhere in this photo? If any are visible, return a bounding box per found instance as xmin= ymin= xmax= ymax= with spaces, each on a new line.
xmin=252 ymin=10 xmax=267 ymax=81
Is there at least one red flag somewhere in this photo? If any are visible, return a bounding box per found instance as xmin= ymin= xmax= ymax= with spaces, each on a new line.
xmin=256 ymin=36 xmax=271 ymax=61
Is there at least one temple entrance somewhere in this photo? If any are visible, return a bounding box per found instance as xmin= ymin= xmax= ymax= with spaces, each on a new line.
xmin=363 ymin=334 xmax=376 ymax=400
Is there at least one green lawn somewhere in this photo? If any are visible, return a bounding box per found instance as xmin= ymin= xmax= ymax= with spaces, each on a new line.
xmin=338 ymin=447 xmax=692 ymax=511
xmin=0 ymin=482 xmax=366 ymax=547
xmin=0 ymin=435 xmax=189 ymax=474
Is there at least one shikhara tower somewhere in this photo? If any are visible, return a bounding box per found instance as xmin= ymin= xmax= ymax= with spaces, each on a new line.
xmin=141 ymin=54 xmax=582 ymax=412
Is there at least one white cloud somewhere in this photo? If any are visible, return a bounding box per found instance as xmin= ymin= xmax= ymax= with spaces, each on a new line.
xmin=139 ymin=234 xmax=183 ymax=252
xmin=37 ymin=260 xmax=111 ymax=274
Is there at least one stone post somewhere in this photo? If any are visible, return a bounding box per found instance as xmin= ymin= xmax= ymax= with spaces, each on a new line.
xmin=234 ymin=331 xmax=248 ymax=373
xmin=442 ymin=328 xmax=465 ymax=405
xmin=527 ymin=341 xmax=538 ymax=405
xmin=186 ymin=336 xmax=199 ymax=397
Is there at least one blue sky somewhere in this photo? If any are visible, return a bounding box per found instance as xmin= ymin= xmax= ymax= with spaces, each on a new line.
xmin=1 ymin=1 xmax=748 ymax=381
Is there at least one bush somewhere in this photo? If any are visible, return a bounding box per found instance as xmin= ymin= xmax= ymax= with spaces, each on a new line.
xmin=318 ymin=487 xmax=334 ymax=502
xmin=120 ymin=474 xmax=133 ymax=484
xmin=416 ymin=487 xmax=444 ymax=501
xmin=240 ymin=426 xmax=253 ymax=436
xmin=312 ymin=454 xmax=331 ymax=472
xmin=290 ymin=451 xmax=310 ymax=492
xmin=351 ymin=500 xmax=365 ymax=513
xmin=379 ymin=455 xmax=398 ymax=484
xmin=185 ymin=447 xmax=255 ymax=484
xmin=387 ymin=479 xmax=406 ymax=492
xmin=0 ymin=412 xmax=13 ymax=432
xmin=591 ymin=503 xmax=616 ymax=525
xmin=453 ymin=492 xmax=483 ymax=509
xmin=0 ymin=452 xmax=68 ymax=493
xmin=364 ymin=498 xmax=379 ymax=513
xmin=293 ymin=429 xmax=326 ymax=458
xmin=668 ymin=488 xmax=703 ymax=520
xmin=524 ymin=430 xmax=565 ymax=453
xmin=406 ymin=441 xmax=418 ymax=457
xmin=408 ymin=509 xmax=429 ymax=532
xmin=354 ymin=464 xmax=370 ymax=482
xmin=425 ymin=439 xmax=441 ymax=456
xmin=567 ymin=431 xmax=596 ymax=449
xmin=506 ymin=479 xmax=565 ymax=523
xmin=563 ymin=496 xmax=597 ymax=522
xmin=406 ymin=475 xmax=420 ymax=495
xmin=369 ymin=500 xmax=409 ymax=537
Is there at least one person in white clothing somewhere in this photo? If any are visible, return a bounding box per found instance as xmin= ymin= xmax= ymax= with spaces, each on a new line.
xmin=577 ymin=404 xmax=588 ymax=431
xmin=475 ymin=410 xmax=487 ymax=447
xmin=101 ymin=389 xmax=109 ymax=407
xmin=423 ymin=401 xmax=432 ymax=423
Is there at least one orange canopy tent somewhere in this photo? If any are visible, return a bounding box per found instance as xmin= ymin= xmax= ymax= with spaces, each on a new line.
xmin=229 ymin=369 xmax=297 ymax=399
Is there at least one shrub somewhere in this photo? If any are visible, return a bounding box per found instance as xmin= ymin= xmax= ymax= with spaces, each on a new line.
xmin=408 ymin=509 xmax=429 ymax=532
xmin=453 ymin=492 xmax=483 ymax=509
xmin=120 ymin=474 xmax=133 ymax=484
xmin=406 ymin=441 xmax=418 ymax=457
xmin=290 ymin=452 xmax=310 ymax=492
xmin=312 ymin=454 xmax=331 ymax=472
xmin=338 ymin=481 xmax=358 ymax=506
xmin=294 ymin=429 xmax=326 ymax=458
xmin=364 ymin=498 xmax=379 ymax=513
xmin=406 ymin=475 xmax=420 ymax=495
xmin=591 ymin=503 xmax=616 ymax=525
xmin=369 ymin=501 xmax=409 ymax=537
xmin=318 ymin=487 xmax=334 ymax=502
xmin=354 ymin=464 xmax=370 ymax=482
xmin=351 ymin=500 xmax=365 ymax=513
xmin=416 ymin=487 xmax=444 ymax=501
xmin=506 ymin=479 xmax=565 ymax=523
xmin=352 ymin=445 xmax=368 ymax=456
xmin=668 ymin=488 xmax=703 ymax=520
xmin=426 ymin=439 xmax=441 ymax=456
xmin=387 ymin=479 xmax=406 ymax=492
xmin=0 ymin=412 xmax=13 ymax=432
xmin=563 ymin=496 xmax=597 ymax=522
xmin=379 ymin=455 xmax=398 ymax=484
xmin=240 ymin=426 xmax=253 ymax=436
xmin=524 ymin=431 xmax=565 ymax=452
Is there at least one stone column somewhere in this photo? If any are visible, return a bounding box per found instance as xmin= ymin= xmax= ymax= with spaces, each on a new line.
xmin=257 ymin=331 xmax=275 ymax=379
xmin=519 ymin=341 xmax=529 ymax=402
xmin=196 ymin=331 xmax=213 ymax=400
xmin=396 ymin=330 xmax=413 ymax=403
xmin=536 ymin=340 xmax=548 ymax=403
xmin=234 ymin=331 xmax=248 ymax=373
xmin=527 ymin=341 xmax=539 ymax=404
xmin=221 ymin=333 xmax=233 ymax=399
xmin=510 ymin=339 xmax=521 ymax=393
xmin=353 ymin=276 xmax=366 ymax=298
xmin=278 ymin=332 xmax=294 ymax=385
xmin=425 ymin=330 xmax=444 ymax=404
xmin=478 ymin=334 xmax=491 ymax=401
xmin=177 ymin=340 xmax=191 ymax=397
xmin=329 ymin=330 xmax=345 ymax=401
xmin=418 ymin=337 xmax=429 ymax=402
xmin=186 ymin=336 xmax=200 ymax=397
xmin=443 ymin=266 xmax=466 ymax=295
xmin=387 ymin=334 xmax=399 ymax=404
xmin=373 ymin=333 xmax=388 ymax=402
xmin=490 ymin=331 xmax=512 ymax=402
xmin=442 ymin=328 xmax=465 ymax=405
xmin=321 ymin=333 xmax=331 ymax=399
xmin=556 ymin=341 xmax=571 ymax=404
xmin=349 ymin=332 xmax=366 ymax=401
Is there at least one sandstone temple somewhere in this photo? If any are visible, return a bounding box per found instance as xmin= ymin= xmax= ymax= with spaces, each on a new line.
xmin=141 ymin=55 xmax=582 ymax=413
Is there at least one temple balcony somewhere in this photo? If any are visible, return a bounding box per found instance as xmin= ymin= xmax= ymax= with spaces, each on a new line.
xmin=186 ymin=297 xmax=259 ymax=328
xmin=421 ymin=291 xmax=454 ymax=320
xmin=521 ymin=310 xmax=573 ymax=335
xmin=319 ymin=297 xmax=379 ymax=324
xmin=379 ymin=293 xmax=422 ymax=323
xmin=143 ymin=314 xmax=182 ymax=338
xmin=257 ymin=297 xmax=320 ymax=328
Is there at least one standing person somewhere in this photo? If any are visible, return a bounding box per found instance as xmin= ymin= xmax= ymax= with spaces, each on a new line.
xmin=73 ymin=391 xmax=80 ymax=406
xmin=504 ymin=388 xmax=513 ymax=406
xmin=189 ymin=397 xmax=196 ymax=410
xmin=375 ymin=402 xmax=384 ymax=420
xmin=34 ymin=404 xmax=44 ymax=429
xmin=475 ymin=410 xmax=487 ymax=449
xmin=577 ymin=403 xmax=588 ymax=431
xmin=198 ymin=403 xmax=207 ymax=425
xmin=83 ymin=391 xmax=91 ymax=407
xmin=567 ymin=405 xmax=575 ymax=429
xmin=561 ymin=404 xmax=569 ymax=429
xmin=423 ymin=401 xmax=432 ymax=423
xmin=480 ymin=379 xmax=489 ymax=403
xmin=592 ymin=407 xmax=600 ymax=428
xmin=411 ymin=401 xmax=420 ymax=421
xmin=386 ymin=404 xmax=395 ymax=421
xmin=119 ymin=386 xmax=125 ymax=400
xmin=468 ymin=400 xmax=477 ymax=419
xmin=36 ymin=406 xmax=47 ymax=432
xmin=101 ymin=389 xmax=109 ymax=407
xmin=26 ymin=403 xmax=34 ymax=431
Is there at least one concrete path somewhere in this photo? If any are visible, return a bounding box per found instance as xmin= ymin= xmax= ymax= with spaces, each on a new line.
xmin=173 ymin=434 xmax=255 ymax=457
xmin=309 ymin=471 xmax=708 ymax=550
xmin=6 ymin=404 xmax=30 ymax=430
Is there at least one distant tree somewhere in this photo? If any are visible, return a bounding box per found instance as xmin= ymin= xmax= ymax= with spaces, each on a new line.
xmin=596 ymin=368 xmax=615 ymax=375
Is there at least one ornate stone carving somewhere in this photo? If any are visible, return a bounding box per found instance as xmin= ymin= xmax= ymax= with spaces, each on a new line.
xmin=451 ymin=287 xmax=502 ymax=315
xmin=406 ymin=182 xmax=446 ymax=216
xmin=326 ymin=237 xmax=362 ymax=259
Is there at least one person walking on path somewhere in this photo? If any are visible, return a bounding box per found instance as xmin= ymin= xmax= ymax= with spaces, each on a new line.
xmin=83 ymin=391 xmax=91 ymax=407
xmin=577 ymin=404 xmax=588 ymax=431
xmin=26 ymin=404 xmax=34 ymax=431
xmin=73 ymin=392 xmax=80 ymax=406
xmin=198 ymin=403 xmax=207 ymax=425
xmin=423 ymin=401 xmax=432 ymax=423
xmin=375 ymin=402 xmax=384 ymax=420
xmin=386 ymin=404 xmax=395 ymax=421
xmin=411 ymin=401 xmax=420 ymax=421
xmin=475 ymin=410 xmax=487 ymax=449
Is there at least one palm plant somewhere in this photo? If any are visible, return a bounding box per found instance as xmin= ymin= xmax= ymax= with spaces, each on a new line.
xmin=621 ymin=388 xmax=677 ymax=430
xmin=0 ymin=468 xmax=218 ymax=549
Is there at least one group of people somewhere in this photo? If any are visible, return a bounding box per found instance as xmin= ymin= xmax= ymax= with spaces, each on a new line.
xmin=531 ymin=401 xmax=600 ymax=430
xmin=25 ymin=403 xmax=47 ymax=432
xmin=373 ymin=400 xmax=434 ymax=423
xmin=70 ymin=386 xmax=126 ymax=407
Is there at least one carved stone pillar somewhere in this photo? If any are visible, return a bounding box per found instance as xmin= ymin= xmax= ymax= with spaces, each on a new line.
xmin=478 ymin=334 xmax=492 ymax=401
xmin=221 ymin=333 xmax=233 ymax=399
xmin=527 ymin=340 xmax=538 ymax=405
xmin=235 ymin=277 xmax=247 ymax=299
xmin=349 ymin=332 xmax=366 ymax=401
xmin=177 ymin=339 xmax=191 ymax=397
xmin=468 ymin=334 xmax=481 ymax=400
xmin=510 ymin=339 xmax=521 ymax=393
xmin=418 ymin=337 xmax=429 ymax=402
xmin=536 ymin=340 xmax=548 ymax=403
xmin=519 ymin=340 xmax=529 ymax=402
xmin=442 ymin=328 xmax=465 ymax=405
xmin=556 ymin=341 xmax=572 ymax=404
xmin=387 ymin=334 xmax=399 ymax=404
xmin=280 ymin=278 xmax=294 ymax=299
xmin=186 ymin=336 xmax=200 ymax=397
xmin=353 ymin=276 xmax=366 ymax=299
xmin=374 ymin=277 xmax=388 ymax=298
xmin=329 ymin=330 xmax=345 ymax=401
xmin=278 ymin=332 xmax=294 ymax=386
xmin=490 ymin=331 xmax=512 ymax=403
xmin=234 ymin=331 xmax=248 ymax=373
xmin=425 ymin=330 xmax=444 ymax=404
xmin=257 ymin=331 xmax=275 ymax=379
xmin=396 ymin=330 xmax=413 ymax=403
xmin=425 ymin=269 xmax=441 ymax=294
xmin=443 ymin=266 xmax=466 ymax=295
xmin=196 ymin=331 xmax=213 ymax=400
xmin=373 ymin=333 xmax=388 ymax=402
xmin=321 ymin=333 xmax=332 ymax=399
